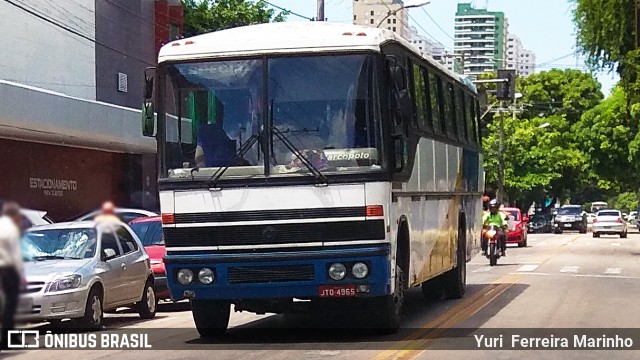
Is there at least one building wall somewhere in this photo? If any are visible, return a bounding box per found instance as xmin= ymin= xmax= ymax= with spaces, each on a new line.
xmin=155 ymin=0 xmax=184 ymax=54
xmin=95 ymin=0 xmax=156 ymax=109
xmin=519 ymin=49 xmax=536 ymax=76
xmin=0 ymin=0 xmax=96 ymax=99
xmin=353 ymin=0 xmax=409 ymax=38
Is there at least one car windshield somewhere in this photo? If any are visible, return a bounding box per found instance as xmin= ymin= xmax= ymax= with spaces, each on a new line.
xmin=557 ymin=207 xmax=581 ymax=215
xmin=129 ymin=221 xmax=164 ymax=246
xmin=531 ymin=215 xmax=547 ymax=222
xmin=22 ymin=228 xmax=97 ymax=260
xmin=507 ymin=211 xmax=520 ymax=220
xmin=597 ymin=211 xmax=620 ymax=217
xmin=161 ymin=54 xmax=384 ymax=181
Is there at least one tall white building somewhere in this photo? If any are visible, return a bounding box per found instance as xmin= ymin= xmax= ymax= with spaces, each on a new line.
xmin=506 ymin=34 xmax=536 ymax=76
xmin=353 ymin=0 xmax=410 ymax=39
xmin=454 ymin=3 xmax=508 ymax=77
xmin=519 ymin=49 xmax=536 ymax=76
xmin=406 ymin=27 xmax=445 ymax=59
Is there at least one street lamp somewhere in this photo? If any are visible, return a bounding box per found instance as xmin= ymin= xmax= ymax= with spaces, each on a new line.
xmin=538 ymin=122 xmax=551 ymax=129
xmin=376 ymin=0 xmax=430 ymax=28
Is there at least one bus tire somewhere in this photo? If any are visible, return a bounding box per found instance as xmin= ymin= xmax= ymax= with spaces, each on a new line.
xmin=444 ymin=222 xmax=467 ymax=299
xmin=373 ymin=263 xmax=404 ymax=334
xmin=191 ymin=300 xmax=230 ymax=338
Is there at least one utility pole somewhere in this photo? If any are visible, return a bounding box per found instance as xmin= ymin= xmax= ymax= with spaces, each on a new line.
xmin=317 ymin=0 xmax=325 ymax=21
xmin=497 ymin=102 xmax=506 ymax=205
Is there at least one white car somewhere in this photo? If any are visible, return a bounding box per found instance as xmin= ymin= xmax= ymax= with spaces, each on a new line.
xmin=629 ymin=211 xmax=638 ymax=226
xmin=19 ymin=221 xmax=156 ymax=328
xmin=21 ymin=209 xmax=53 ymax=228
xmin=74 ymin=208 xmax=157 ymax=223
xmin=593 ymin=210 xmax=628 ymax=238
xmin=586 ymin=213 xmax=596 ymax=224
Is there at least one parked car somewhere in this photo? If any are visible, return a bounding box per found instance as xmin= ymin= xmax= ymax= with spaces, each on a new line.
xmin=586 ymin=213 xmax=597 ymax=224
xmin=593 ymin=210 xmax=628 ymax=238
xmin=74 ymin=208 xmax=157 ymax=223
xmin=622 ymin=213 xmax=629 ymax=222
xmin=528 ymin=214 xmax=553 ymax=233
xmin=21 ymin=209 xmax=53 ymax=228
xmin=629 ymin=211 xmax=638 ymax=226
xmin=129 ymin=216 xmax=170 ymax=300
xmin=554 ymin=205 xmax=587 ymax=234
xmin=19 ymin=221 xmax=156 ymax=328
xmin=502 ymin=207 xmax=528 ymax=247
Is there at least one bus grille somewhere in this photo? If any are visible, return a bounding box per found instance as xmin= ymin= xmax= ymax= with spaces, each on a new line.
xmin=228 ymin=265 xmax=315 ymax=284
xmin=164 ymin=220 xmax=385 ymax=248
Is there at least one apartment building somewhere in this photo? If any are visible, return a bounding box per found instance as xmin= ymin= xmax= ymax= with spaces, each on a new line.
xmin=353 ymin=0 xmax=410 ymax=38
xmin=506 ymin=34 xmax=536 ymax=76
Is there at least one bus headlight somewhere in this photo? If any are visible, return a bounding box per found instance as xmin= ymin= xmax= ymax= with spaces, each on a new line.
xmin=177 ymin=268 xmax=194 ymax=285
xmin=198 ymin=268 xmax=215 ymax=284
xmin=328 ymin=263 xmax=346 ymax=280
xmin=352 ymin=262 xmax=369 ymax=279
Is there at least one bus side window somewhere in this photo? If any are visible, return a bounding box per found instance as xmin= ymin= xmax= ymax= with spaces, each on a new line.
xmin=467 ymin=94 xmax=477 ymax=145
xmin=429 ymin=72 xmax=443 ymax=135
xmin=456 ymin=88 xmax=468 ymax=143
xmin=443 ymin=82 xmax=456 ymax=139
xmin=475 ymin=99 xmax=482 ymax=145
xmin=412 ymin=63 xmax=431 ymax=133
xmin=388 ymin=61 xmax=410 ymax=131
xmin=435 ymin=76 xmax=447 ymax=135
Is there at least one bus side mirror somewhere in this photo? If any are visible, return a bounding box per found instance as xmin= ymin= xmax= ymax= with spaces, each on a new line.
xmin=393 ymin=135 xmax=406 ymax=173
xmin=144 ymin=67 xmax=155 ymax=101
xmin=141 ymin=102 xmax=155 ymax=137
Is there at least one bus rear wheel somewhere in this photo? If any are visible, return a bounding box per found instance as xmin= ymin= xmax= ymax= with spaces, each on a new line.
xmin=191 ymin=300 xmax=230 ymax=338
xmin=444 ymin=225 xmax=467 ymax=299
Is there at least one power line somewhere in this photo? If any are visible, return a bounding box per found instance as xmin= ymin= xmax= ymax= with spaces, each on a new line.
xmin=3 ymin=0 xmax=155 ymax=66
xmin=263 ymin=1 xmax=312 ymax=20
xmin=420 ymin=7 xmax=455 ymax=41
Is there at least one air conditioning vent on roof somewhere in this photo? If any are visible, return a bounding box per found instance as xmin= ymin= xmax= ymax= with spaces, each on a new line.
xmin=117 ymin=72 xmax=128 ymax=93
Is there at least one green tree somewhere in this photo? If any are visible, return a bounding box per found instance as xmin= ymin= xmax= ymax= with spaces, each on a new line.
xmin=609 ymin=192 xmax=639 ymax=213
xmin=182 ymin=0 xmax=288 ymax=37
xmin=483 ymin=114 xmax=587 ymax=211
xmin=574 ymin=86 xmax=640 ymax=194
xmin=518 ymin=69 xmax=603 ymax=123
xmin=573 ymin=0 xmax=640 ymax=96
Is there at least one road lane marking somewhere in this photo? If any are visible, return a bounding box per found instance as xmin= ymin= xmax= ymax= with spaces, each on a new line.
xmin=516 ymin=264 xmax=539 ymax=272
xmin=509 ymin=272 xmax=550 ymax=276
xmin=472 ymin=266 xmax=493 ymax=273
xmin=560 ymin=266 xmax=580 ymax=273
xmin=611 ymin=242 xmax=621 ymax=246
xmin=372 ymin=274 xmax=521 ymax=360
xmin=605 ymin=267 xmax=622 ymax=274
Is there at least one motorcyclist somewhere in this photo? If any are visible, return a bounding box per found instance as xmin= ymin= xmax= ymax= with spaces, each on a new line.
xmin=482 ymin=199 xmax=508 ymax=257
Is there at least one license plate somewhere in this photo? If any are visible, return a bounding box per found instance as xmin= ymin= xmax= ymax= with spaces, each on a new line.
xmin=17 ymin=297 xmax=32 ymax=313
xmin=564 ymin=223 xmax=572 ymax=228
xmin=604 ymin=226 xmax=611 ymax=229
xmin=318 ymin=285 xmax=356 ymax=298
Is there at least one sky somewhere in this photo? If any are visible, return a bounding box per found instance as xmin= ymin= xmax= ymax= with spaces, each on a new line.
xmin=270 ymin=0 xmax=619 ymax=96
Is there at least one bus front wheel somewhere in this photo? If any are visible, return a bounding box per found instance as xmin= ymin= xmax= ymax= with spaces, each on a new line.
xmin=191 ymin=299 xmax=230 ymax=338
xmin=372 ymin=264 xmax=405 ymax=333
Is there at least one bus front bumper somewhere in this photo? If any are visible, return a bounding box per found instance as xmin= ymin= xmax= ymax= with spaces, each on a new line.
xmin=164 ymin=245 xmax=392 ymax=301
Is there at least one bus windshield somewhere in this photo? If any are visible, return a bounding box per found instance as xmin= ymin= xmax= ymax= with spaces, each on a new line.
xmin=160 ymin=54 xmax=384 ymax=181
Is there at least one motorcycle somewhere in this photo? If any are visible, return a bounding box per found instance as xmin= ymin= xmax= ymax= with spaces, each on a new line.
xmin=483 ymin=224 xmax=502 ymax=266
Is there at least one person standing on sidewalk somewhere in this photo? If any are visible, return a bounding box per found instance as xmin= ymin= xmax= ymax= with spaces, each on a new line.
xmin=0 ymin=201 xmax=24 ymax=349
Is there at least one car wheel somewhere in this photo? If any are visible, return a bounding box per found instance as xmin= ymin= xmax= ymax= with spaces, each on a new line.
xmin=621 ymin=231 xmax=628 ymax=239
xmin=191 ymin=300 xmax=231 ymax=338
xmin=136 ymin=279 xmax=157 ymax=319
xmin=80 ymin=287 xmax=103 ymax=330
xmin=593 ymin=232 xmax=600 ymax=238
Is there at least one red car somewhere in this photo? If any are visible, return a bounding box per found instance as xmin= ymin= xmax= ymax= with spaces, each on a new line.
xmin=503 ymin=207 xmax=528 ymax=247
xmin=129 ymin=216 xmax=170 ymax=300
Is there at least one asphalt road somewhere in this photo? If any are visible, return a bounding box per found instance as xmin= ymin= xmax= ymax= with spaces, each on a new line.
xmin=6 ymin=230 xmax=640 ymax=359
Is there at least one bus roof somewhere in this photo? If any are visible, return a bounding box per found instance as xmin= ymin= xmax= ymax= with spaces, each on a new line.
xmin=158 ymin=22 xmax=474 ymax=92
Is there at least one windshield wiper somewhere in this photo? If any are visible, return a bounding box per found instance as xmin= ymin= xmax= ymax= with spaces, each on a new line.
xmin=207 ymin=133 xmax=261 ymax=188
xmin=31 ymin=255 xmax=66 ymax=261
xmin=271 ymin=126 xmax=328 ymax=185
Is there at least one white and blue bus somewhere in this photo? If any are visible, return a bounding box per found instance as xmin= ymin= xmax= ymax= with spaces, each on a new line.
xmin=144 ymin=22 xmax=483 ymax=336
